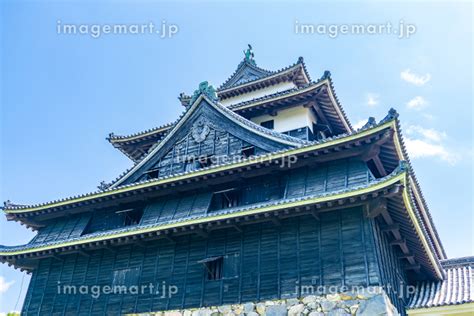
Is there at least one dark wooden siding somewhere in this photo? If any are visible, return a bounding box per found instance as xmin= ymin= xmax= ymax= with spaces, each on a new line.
xmin=371 ymin=219 xmax=409 ymax=314
xmin=29 ymin=158 xmax=375 ymax=248
xmin=22 ymin=207 xmax=387 ymax=315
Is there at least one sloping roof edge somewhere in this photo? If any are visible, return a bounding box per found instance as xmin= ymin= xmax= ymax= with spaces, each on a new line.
xmin=108 ymin=93 xmax=309 ymax=188
xmin=3 ymin=118 xmax=397 ymax=215
xmin=0 ymin=171 xmax=405 ymax=255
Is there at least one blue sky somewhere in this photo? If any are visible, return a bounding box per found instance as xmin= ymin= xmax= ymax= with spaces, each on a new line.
xmin=0 ymin=0 xmax=472 ymax=313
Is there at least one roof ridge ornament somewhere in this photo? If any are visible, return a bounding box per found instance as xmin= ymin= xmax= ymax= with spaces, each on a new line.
xmin=2 ymin=200 xmax=12 ymax=209
xmin=398 ymin=160 xmax=410 ymax=173
xmin=178 ymin=92 xmax=191 ymax=107
xmin=97 ymin=181 xmax=111 ymax=191
xmin=1 ymin=200 xmax=27 ymax=210
xmin=243 ymin=44 xmax=256 ymax=65
xmin=360 ymin=117 xmax=377 ymax=130
xmin=321 ymin=70 xmax=331 ymax=80
xmin=189 ymin=81 xmax=218 ymax=105
xmin=380 ymin=108 xmax=399 ymax=124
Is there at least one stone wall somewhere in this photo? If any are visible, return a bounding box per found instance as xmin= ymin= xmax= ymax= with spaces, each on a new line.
xmin=129 ymin=287 xmax=399 ymax=316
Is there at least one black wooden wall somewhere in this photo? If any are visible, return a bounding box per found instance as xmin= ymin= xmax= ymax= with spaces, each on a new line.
xmin=21 ymin=206 xmax=407 ymax=316
xmin=372 ymin=218 xmax=409 ymax=313
xmin=25 ymin=159 xmax=374 ymax=247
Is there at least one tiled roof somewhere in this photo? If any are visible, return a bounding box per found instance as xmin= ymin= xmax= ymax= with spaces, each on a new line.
xmin=0 ymin=168 xmax=404 ymax=254
xmin=107 ymin=58 xmax=348 ymax=160
xmin=218 ymin=59 xmax=274 ymax=90
xmin=391 ymin=115 xmax=447 ymax=260
xmin=2 ymin=115 xmax=396 ymax=213
xmin=408 ymin=256 xmax=474 ymax=309
xmin=227 ymin=73 xmax=352 ymax=134
xmin=107 ymin=94 xmax=310 ymax=188
xmin=109 ymin=80 xmax=321 ymax=149
xmin=107 ymin=122 xmax=173 ymax=142
xmin=218 ymin=57 xmax=310 ymax=91
xmin=227 ymin=81 xmax=323 ymax=110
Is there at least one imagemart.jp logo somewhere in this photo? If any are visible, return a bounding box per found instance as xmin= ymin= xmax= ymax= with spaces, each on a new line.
xmin=294 ymin=20 xmax=417 ymax=39
xmin=56 ymin=20 xmax=179 ymax=39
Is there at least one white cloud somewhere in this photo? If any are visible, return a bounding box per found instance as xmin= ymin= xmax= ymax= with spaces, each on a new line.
xmin=353 ymin=119 xmax=368 ymax=130
xmin=404 ymin=139 xmax=459 ymax=165
xmin=400 ymin=69 xmax=431 ymax=86
xmin=406 ymin=126 xmax=446 ymax=142
xmin=0 ymin=276 xmax=14 ymax=294
xmin=422 ymin=113 xmax=436 ymax=121
xmin=404 ymin=125 xmax=459 ymax=165
xmin=367 ymin=93 xmax=379 ymax=107
xmin=406 ymin=96 xmax=428 ymax=110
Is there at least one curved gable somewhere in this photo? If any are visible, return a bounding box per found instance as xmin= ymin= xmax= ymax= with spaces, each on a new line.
xmin=116 ymin=96 xmax=302 ymax=186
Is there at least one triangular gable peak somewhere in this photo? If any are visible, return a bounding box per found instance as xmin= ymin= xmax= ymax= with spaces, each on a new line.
xmin=112 ymin=91 xmax=305 ymax=187
xmin=219 ymin=59 xmax=274 ymax=90
xmin=219 ymin=45 xmax=274 ymax=90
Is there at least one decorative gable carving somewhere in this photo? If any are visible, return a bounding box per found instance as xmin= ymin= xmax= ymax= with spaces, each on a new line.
xmin=191 ymin=117 xmax=211 ymax=143
xmin=136 ymin=117 xmax=265 ymax=182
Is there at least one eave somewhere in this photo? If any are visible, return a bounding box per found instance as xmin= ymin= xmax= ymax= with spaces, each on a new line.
xmin=3 ymin=120 xmax=396 ymax=221
xmin=217 ymin=61 xmax=310 ymax=100
xmin=107 ymin=94 xmax=310 ymax=189
xmin=0 ymin=170 xmax=444 ymax=280
xmin=3 ymin=112 xmax=447 ymax=269
xmin=229 ymin=79 xmax=352 ymax=134
xmin=107 ymin=124 xmax=173 ymax=162
xmin=108 ymin=78 xmax=351 ymax=162
xmin=107 ymin=124 xmax=172 ymax=144
xmin=375 ymin=116 xmax=447 ymax=260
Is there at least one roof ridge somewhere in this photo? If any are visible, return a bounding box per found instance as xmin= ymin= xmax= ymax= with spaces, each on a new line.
xmin=218 ymin=57 xmax=307 ymax=91
xmin=109 ymin=80 xmax=318 ymax=144
xmin=106 ymin=90 xmax=308 ymax=188
xmin=218 ymin=58 xmax=275 ymax=90
xmin=107 ymin=58 xmax=316 ymax=145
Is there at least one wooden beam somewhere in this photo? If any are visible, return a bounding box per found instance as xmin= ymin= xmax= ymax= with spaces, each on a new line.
xmin=361 ymin=145 xmax=381 ymax=162
xmin=381 ymin=223 xmax=400 ymax=232
xmin=404 ymin=264 xmax=421 ymax=271
xmin=398 ymin=253 xmax=415 ymax=260
xmin=372 ymin=155 xmax=387 ymax=177
xmin=390 ymin=238 xmax=406 ymax=247
xmin=310 ymin=101 xmax=333 ymax=134
xmin=365 ymin=198 xmax=387 ymax=219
